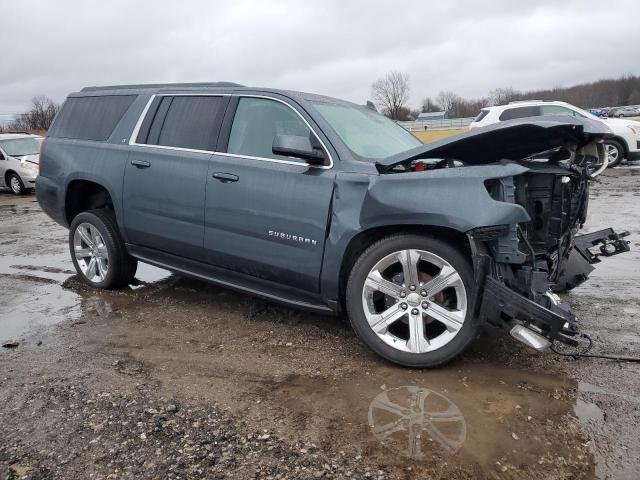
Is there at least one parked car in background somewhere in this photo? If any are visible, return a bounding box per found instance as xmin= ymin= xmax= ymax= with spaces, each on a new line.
xmin=608 ymin=106 xmax=640 ymax=118
xmin=470 ymin=100 xmax=640 ymax=167
xmin=0 ymin=133 xmax=42 ymax=194
xmin=36 ymin=83 xmax=629 ymax=367
xmin=588 ymin=108 xmax=607 ymax=117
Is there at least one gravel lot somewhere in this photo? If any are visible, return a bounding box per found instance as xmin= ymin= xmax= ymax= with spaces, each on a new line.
xmin=1 ymin=166 xmax=639 ymax=479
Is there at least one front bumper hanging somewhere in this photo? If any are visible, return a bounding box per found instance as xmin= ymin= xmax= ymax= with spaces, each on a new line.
xmin=479 ymin=227 xmax=630 ymax=351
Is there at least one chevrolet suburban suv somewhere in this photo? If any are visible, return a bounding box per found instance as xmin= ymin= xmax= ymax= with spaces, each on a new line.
xmin=37 ymin=83 xmax=629 ymax=367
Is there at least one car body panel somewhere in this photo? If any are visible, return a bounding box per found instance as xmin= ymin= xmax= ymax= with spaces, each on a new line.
xmin=36 ymin=84 xmax=630 ymax=352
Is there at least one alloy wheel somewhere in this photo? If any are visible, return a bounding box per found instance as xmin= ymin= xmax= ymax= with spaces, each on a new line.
xmin=73 ymin=222 xmax=109 ymax=282
xmin=10 ymin=176 xmax=22 ymax=194
xmin=605 ymin=144 xmax=619 ymax=164
xmin=361 ymin=249 xmax=467 ymax=354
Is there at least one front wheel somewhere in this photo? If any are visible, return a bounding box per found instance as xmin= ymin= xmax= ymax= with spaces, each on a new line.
xmin=346 ymin=234 xmax=478 ymax=368
xmin=69 ymin=209 xmax=138 ymax=289
xmin=8 ymin=173 xmax=26 ymax=195
xmin=604 ymin=140 xmax=624 ymax=168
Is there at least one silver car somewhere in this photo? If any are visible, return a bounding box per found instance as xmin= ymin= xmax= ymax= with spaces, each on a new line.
xmin=0 ymin=133 xmax=41 ymax=195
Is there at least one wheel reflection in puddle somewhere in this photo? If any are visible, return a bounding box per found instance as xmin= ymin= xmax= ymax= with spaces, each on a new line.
xmin=368 ymin=386 xmax=466 ymax=460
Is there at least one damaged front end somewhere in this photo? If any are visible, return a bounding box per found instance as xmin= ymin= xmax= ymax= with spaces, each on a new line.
xmin=377 ymin=116 xmax=631 ymax=351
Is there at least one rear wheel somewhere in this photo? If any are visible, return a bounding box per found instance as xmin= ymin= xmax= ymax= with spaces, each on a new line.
xmin=346 ymin=234 xmax=478 ymax=368
xmin=69 ymin=209 xmax=137 ymax=289
xmin=604 ymin=140 xmax=624 ymax=168
xmin=8 ymin=173 xmax=26 ymax=195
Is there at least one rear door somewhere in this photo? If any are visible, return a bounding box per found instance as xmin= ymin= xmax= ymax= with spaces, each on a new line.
xmin=203 ymin=95 xmax=336 ymax=293
xmin=124 ymin=95 xmax=228 ymax=259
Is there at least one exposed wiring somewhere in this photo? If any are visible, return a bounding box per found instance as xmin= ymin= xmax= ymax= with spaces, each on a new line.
xmin=551 ymin=333 xmax=640 ymax=363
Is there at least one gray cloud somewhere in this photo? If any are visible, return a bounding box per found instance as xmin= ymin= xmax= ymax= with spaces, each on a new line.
xmin=1 ymin=0 xmax=638 ymax=120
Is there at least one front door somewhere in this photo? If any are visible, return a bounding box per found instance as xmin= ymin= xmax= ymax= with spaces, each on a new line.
xmin=204 ymin=96 xmax=335 ymax=293
xmin=123 ymin=95 xmax=227 ymax=259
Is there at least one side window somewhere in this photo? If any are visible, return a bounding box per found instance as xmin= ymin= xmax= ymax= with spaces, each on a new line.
xmin=499 ymin=106 xmax=541 ymax=121
xmin=138 ymin=96 xmax=223 ymax=151
xmin=49 ymin=95 xmax=136 ymax=141
xmin=540 ymin=105 xmax=580 ymax=117
xmin=227 ymin=97 xmax=314 ymax=161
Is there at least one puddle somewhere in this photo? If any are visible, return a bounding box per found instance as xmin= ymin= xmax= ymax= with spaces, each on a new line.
xmin=368 ymin=386 xmax=466 ymax=460
xmin=574 ymin=398 xmax=604 ymax=425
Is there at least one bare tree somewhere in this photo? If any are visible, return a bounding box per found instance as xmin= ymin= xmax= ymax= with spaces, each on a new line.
xmin=488 ymin=86 xmax=520 ymax=106
xmin=9 ymin=96 xmax=59 ymax=131
xmin=420 ymin=97 xmax=441 ymax=113
xmin=371 ymin=71 xmax=410 ymax=120
xmin=435 ymin=91 xmax=460 ymax=114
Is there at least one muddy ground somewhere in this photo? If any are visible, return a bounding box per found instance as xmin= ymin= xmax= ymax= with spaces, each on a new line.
xmin=0 ymin=167 xmax=639 ymax=480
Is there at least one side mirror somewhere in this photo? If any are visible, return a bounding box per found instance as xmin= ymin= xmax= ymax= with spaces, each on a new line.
xmin=272 ymin=135 xmax=327 ymax=166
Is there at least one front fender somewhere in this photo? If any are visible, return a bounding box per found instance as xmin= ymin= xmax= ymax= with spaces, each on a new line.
xmin=319 ymin=163 xmax=531 ymax=305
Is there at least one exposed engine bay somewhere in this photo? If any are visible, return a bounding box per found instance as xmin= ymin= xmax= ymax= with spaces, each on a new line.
xmin=374 ymin=116 xmax=631 ymax=351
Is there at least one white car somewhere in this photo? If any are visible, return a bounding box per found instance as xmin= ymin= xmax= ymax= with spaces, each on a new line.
xmin=0 ymin=133 xmax=42 ymax=194
xmin=470 ymin=101 xmax=640 ymax=167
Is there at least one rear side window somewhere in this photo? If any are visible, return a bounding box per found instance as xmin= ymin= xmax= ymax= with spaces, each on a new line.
xmin=474 ymin=109 xmax=489 ymax=122
xmin=227 ymin=97 xmax=312 ymax=161
xmin=499 ymin=106 xmax=541 ymax=121
xmin=138 ymin=96 xmax=223 ymax=151
xmin=49 ymin=95 xmax=136 ymax=141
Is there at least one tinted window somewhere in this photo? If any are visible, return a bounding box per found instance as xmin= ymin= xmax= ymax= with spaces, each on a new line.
xmin=49 ymin=95 xmax=135 ymax=141
xmin=227 ymin=97 xmax=312 ymax=161
xmin=540 ymin=105 xmax=582 ymax=117
xmin=474 ymin=109 xmax=489 ymax=122
xmin=141 ymin=96 xmax=223 ymax=151
xmin=499 ymin=106 xmax=541 ymax=121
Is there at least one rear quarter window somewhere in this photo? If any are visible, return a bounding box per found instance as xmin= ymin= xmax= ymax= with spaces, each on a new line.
xmin=499 ymin=106 xmax=541 ymax=121
xmin=48 ymin=95 xmax=136 ymax=141
xmin=474 ymin=110 xmax=489 ymax=122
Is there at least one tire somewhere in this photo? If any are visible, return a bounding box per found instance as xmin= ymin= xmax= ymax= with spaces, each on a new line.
xmin=69 ymin=209 xmax=138 ymax=289
xmin=8 ymin=173 xmax=26 ymax=195
xmin=346 ymin=234 xmax=478 ymax=368
xmin=604 ymin=139 xmax=624 ymax=168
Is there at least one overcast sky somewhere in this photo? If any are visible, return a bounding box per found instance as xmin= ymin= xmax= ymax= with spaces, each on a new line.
xmin=1 ymin=0 xmax=638 ymax=120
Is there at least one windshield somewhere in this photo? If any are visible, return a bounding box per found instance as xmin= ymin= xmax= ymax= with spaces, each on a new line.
xmin=0 ymin=137 xmax=40 ymax=156
xmin=312 ymin=102 xmax=422 ymax=160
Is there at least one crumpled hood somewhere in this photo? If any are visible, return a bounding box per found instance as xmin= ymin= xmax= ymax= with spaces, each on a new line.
xmin=376 ymin=116 xmax=612 ymax=172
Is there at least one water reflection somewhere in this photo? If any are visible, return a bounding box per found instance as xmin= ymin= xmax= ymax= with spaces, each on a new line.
xmin=368 ymin=386 xmax=466 ymax=460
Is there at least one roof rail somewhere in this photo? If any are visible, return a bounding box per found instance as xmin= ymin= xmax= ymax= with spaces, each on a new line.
xmin=81 ymin=82 xmax=245 ymax=92
xmin=507 ymin=100 xmax=547 ymax=104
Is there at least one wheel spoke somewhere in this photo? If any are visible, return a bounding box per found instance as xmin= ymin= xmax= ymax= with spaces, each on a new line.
xmin=368 ymin=304 xmax=406 ymax=334
xmin=407 ymin=309 xmax=429 ymax=353
xmin=398 ymin=249 xmax=419 ymax=287
xmin=74 ymin=247 xmax=92 ymax=259
xmin=422 ymin=265 xmax=461 ymax=297
xmin=365 ymin=270 xmax=403 ymax=298
xmin=86 ymin=257 xmax=97 ymax=279
xmin=371 ymin=392 xmax=411 ymax=417
xmin=427 ymin=303 xmax=464 ymax=332
xmin=77 ymin=227 xmax=94 ymax=248
xmin=96 ymin=258 xmax=108 ymax=280
xmin=96 ymin=245 xmax=109 ymax=259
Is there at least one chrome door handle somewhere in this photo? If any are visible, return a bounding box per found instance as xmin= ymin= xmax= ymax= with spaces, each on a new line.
xmin=212 ymin=172 xmax=239 ymax=183
xmin=131 ymin=159 xmax=151 ymax=168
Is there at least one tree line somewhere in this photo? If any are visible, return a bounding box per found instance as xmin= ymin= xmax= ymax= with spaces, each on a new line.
xmin=372 ymin=71 xmax=640 ymax=120
xmin=0 ymin=96 xmax=59 ymax=133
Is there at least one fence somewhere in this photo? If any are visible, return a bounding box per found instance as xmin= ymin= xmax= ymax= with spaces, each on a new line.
xmin=398 ymin=117 xmax=474 ymax=131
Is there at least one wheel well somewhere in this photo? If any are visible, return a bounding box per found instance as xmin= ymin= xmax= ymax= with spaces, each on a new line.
xmin=337 ymin=225 xmax=470 ymax=312
xmin=4 ymin=170 xmax=18 ymax=184
xmin=65 ymin=180 xmax=114 ymax=224
xmin=610 ymin=136 xmax=629 ymax=155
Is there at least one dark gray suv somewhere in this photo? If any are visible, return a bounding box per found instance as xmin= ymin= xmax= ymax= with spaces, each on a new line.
xmin=37 ymin=83 xmax=629 ymax=367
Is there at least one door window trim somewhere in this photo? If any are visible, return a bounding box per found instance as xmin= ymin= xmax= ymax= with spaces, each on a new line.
xmin=129 ymin=93 xmax=333 ymax=169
